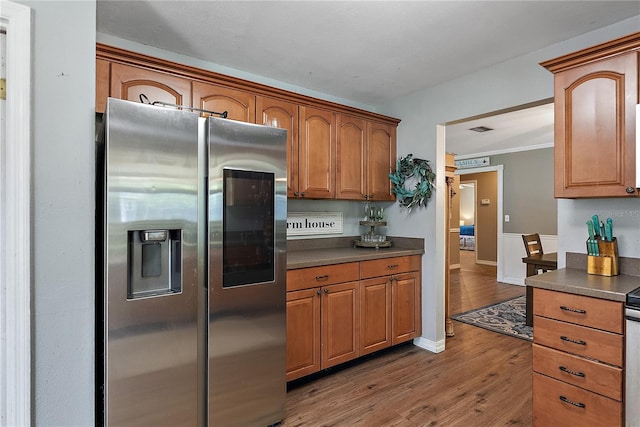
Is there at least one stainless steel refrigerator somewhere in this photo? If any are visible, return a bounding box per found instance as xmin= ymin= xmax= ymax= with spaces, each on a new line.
xmin=97 ymin=98 xmax=287 ymax=426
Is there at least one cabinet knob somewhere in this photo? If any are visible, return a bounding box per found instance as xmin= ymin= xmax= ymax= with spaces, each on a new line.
xmin=323 ymin=288 xmax=329 ymax=294
xmin=626 ymin=186 xmax=636 ymax=194
xmin=300 ymin=192 xmax=305 ymax=198
xmin=294 ymin=192 xmax=300 ymax=197
xmin=316 ymin=289 xmax=322 ymax=296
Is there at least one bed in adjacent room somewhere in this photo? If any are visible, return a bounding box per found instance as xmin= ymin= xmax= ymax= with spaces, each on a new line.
xmin=459 ymin=225 xmax=475 ymax=251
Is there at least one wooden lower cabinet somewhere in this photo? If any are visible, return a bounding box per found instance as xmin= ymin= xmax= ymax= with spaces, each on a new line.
xmin=360 ymin=276 xmax=392 ymax=355
xmin=287 ymin=255 xmax=422 ymax=381
xmin=286 ymin=263 xmax=360 ymax=381
xmin=533 ymin=373 xmax=622 ymax=426
xmin=286 ymin=281 xmax=359 ymax=381
xmin=286 ymin=288 xmax=321 ymax=381
xmin=360 ymin=255 xmax=421 ymax=355
xmin=532 ymin=288 xmax=624 ymax=426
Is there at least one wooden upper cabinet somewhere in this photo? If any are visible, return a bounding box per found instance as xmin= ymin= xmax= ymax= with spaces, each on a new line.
xmin=367 ymin=121 xmax=396 ymax=201
xmin=257 ymin=97 xmax=299 ymax=198
xmin=298 ymin=106 xmax=336 ymax=199
xmin=336 ymin=114 xmax=367 ymax=200
xmin=96 ymin=59 xmax=110 ymax=113
xmin=192 ymin=81 xmax=255 ymax=122
xmin=110 ymin=63 xmax=191 ymax=107
xmin=541 ymin=34 xmax=640 ymax=198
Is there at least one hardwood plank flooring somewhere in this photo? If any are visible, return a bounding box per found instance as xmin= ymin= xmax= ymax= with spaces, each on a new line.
xmin=284 ymin=250 xmax=532 ymax=426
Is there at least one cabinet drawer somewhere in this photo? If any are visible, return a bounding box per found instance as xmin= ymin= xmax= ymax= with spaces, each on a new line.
xmin=533 ymin=288 xmax=623 ymax=333
xmin=287 ymin=262 xmax=359 ymax=292
xmin=534 ymin=316 xmax=623 ymax=367
xmin=533 ymin=344 xmax=622 ymax=401
xmin=533 ymin=373 xmax=622 ymax=426
xmin=360 ymin=255 xmax=420 ymax=279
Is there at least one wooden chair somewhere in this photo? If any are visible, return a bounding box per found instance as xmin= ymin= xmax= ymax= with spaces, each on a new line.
xmin=522 ymin=233 xmax=543 ymax=257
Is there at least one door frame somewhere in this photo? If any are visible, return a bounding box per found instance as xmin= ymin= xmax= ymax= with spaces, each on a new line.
xmin=0 ymin=2 xmax=32 ymax=425
xmin=456 ymin=165 xmax=504 ymax=279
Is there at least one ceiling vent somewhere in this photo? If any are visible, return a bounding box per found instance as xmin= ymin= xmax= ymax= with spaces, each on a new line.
xmin=469 ymin=126 xmax=493 ymax=132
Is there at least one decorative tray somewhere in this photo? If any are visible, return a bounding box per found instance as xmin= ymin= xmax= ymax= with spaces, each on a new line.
xmin=354 ymin=240 xmax=393 ymax=248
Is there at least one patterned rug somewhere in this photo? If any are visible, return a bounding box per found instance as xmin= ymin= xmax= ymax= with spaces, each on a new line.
xmin=451 ymin=296 xmax=532 ymax=341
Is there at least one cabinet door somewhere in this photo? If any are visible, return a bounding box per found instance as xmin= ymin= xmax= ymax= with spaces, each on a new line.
xmin=367 ymin=121 xmax=396 ymax=201
xmin=298 ymin=106 xmax=335 ymax=199
xmin=321 ymin=281 xmax=359 ymax=368
xmin=257 ymin=97 xmax=299 ymax=198
xmin=96 ymin=59 xmax=110 ymax=113
xmin=192 ymin=81 xmax=255 ymax=122
xmin=360 ymin=276 xmax=392 ymax=355
xmin=554 ymin=51 xmax=638 ymax=197
xmin=110 ymin=63 xmax=191 ymax=107
xmin=286 ymin=288 xmax=321 ymax=381
xmin=392 ymin=271 xmax=421 ymax=344
xmin=336 ymin=114 xmax=366 ymax=200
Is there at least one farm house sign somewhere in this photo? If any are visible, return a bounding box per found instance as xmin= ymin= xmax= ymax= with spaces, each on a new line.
xmin=286 ymin=212 xmax=343 ymax=236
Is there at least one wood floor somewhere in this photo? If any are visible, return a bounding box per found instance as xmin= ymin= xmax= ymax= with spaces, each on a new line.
xmin=283 ymin=250 xmax=532 ymax=426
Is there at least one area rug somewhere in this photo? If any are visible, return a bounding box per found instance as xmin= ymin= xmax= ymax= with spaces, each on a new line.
xmin=451 ymin=296 xmax=532 ymax=341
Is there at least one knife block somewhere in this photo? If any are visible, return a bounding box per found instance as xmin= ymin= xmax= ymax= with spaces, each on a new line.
xmin=587 ymin=237 xmax=619 ymax=276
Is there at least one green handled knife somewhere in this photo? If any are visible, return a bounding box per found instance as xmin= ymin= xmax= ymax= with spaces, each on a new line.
xmin=605 ymin=218 xmax=613 ymax=241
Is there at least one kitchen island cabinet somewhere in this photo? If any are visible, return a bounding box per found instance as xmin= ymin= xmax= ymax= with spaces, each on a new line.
xmin=541 ymin=32 xmax=639 ymax=198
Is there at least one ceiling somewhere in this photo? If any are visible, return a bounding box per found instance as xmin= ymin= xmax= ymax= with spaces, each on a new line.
xmin=445 ymin=102 xmax=555 ymax=157
xmin=96 ymin=1 xmax=639 ymax=154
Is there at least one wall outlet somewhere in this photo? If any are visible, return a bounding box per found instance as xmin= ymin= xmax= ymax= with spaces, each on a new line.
xmin=505 ymin=214 xmax=510 ymax=223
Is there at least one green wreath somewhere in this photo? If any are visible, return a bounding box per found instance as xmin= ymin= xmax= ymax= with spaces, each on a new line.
xmin=388 ymin=154 xmax=436 ymax=210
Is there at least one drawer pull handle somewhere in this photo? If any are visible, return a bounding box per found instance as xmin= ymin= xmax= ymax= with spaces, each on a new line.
xmin=559 ymin=395 xmax=585 ymax=409
xmin=315 ymin=275 xmax=329 ymax=281
xmin=559 ymin=366 xmax=585 ymax=377
xmin=560 ymin=305 xmax=586 ymax=314
xmin=387 ymin=264 xmax=399 ymax=270
xmin=560 ymin=336 xmax=587 ymax=346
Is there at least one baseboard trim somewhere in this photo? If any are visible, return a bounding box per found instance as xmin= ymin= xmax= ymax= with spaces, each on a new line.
xmin=449 ymin=263 xmax=461 ymax=270
xmin=413 ymin=336 xmax=445 ymax=353
xmin=502 ymin=276 xmax=525 ymax=286
xmin=476 ymin=260 xmax=497 ymax=267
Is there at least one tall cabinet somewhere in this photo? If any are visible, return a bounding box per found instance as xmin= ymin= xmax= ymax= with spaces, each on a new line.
xmin=541 ymin=32 xmax=640 ymax=198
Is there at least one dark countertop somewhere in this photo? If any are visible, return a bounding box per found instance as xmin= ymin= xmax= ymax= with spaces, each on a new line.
xmin=525 ymin=268 xmax=640 ymax=302
xmin=287 ymin=236 xmax=424 ymax=270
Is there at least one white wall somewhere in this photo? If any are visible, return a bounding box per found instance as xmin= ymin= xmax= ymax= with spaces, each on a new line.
xmin=16 ymin=1 xmax=97 ymax=425
xmin=379 ymin=16 xmax=640 ymax=349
